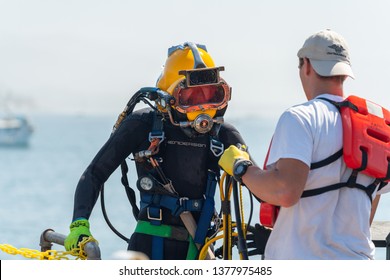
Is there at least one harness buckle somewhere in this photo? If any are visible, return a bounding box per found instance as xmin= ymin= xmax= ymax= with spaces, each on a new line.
xmin=147 ymin=207 xmax=162 ymax=221
xmin=179 ymin=197 xmax=189 ymax=213
xmin=149 ymin=131 xmax=165 ymax=143
xmin=179 ymin=197 xmax=189 ymax=205
xmin=141 ymin=132 xmax=165 ymax=159
xmin=210 ymin=138 xmax=224 ymax=157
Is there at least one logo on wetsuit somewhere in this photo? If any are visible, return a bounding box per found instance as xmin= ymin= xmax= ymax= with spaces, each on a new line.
xmin=167 ymin=140 xmax=207 ymax=148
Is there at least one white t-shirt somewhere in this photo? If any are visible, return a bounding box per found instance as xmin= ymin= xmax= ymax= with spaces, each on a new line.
xmin=264 ymin=94 xmax=389 ymax=260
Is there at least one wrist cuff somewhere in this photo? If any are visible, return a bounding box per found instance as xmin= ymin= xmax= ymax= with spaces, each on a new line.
xmin=70 ymin=219 xmax=90 ymax=229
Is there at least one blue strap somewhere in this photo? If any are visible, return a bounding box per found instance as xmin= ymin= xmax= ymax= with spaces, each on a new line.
xmin=141 ymin=193 xmax=204 ymax=217
xmin=149 ymin=111 xmax=165 ymax=144
xmin=152 ymin=236 xmax=164 ymax=260
xmin=147 ymin=206 xmax=162 ymax=225
xmin=193 ymin=171 xmax=217 ymax=245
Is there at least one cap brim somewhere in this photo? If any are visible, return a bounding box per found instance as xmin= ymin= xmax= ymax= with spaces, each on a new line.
xmin=310 ymin=60 xmax=355 ymax=79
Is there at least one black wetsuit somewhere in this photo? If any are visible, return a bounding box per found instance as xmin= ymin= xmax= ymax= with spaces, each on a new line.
xmin=71 ymin=107 xmax=246 ymax=259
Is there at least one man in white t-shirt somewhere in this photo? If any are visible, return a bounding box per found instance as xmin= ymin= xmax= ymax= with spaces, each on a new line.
xmin=219 ymin=29 xmax=390 ymax=259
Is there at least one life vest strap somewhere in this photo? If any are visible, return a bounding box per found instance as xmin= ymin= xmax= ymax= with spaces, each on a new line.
xmin=302 ymin=169 xmax=381 ymax=201
xmin=317 ymin=97 xmax=358 ymax=112
xmin=301 ymin=182 xmax=348 ymax=198
xmin=310 ymin=148 xmax=343 ymax=170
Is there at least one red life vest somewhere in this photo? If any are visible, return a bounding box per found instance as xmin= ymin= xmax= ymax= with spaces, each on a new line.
xmin=259 ymin=95 xmax=390 ymax=228
xmin=342 ymin=95 xmax=390 ymax=179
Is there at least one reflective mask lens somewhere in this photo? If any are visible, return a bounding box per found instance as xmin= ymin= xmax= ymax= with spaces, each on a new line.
xmin=178 ymin=85 xmax=226 ymax=107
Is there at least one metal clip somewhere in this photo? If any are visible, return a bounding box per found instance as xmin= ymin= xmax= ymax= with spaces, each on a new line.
xmin=147 ymin=208 xmax=162 ymax=221
xmin=210 ymin=138 xmax=224 ymax=157
xmin=148 ymin=131 xmax=165 ymax=143
xmin=179 ymin=197 xmax=189 ymax=213
xmin=162 ymin=180 xmax=178 ymax=196
xmin=179 ymin=197 xmax=189 ymax=206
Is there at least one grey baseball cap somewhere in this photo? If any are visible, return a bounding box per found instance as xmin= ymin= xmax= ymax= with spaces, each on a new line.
xmin=297 ymin=29 xmax=355 ymax=79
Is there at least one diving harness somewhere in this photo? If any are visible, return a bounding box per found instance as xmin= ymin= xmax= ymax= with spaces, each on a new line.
xmin=100 ymin=87 xmax=262 ymax=260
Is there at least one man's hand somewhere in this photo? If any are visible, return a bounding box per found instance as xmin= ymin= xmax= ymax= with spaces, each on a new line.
xmin=64 ymin=219 xmax=93 ymax=251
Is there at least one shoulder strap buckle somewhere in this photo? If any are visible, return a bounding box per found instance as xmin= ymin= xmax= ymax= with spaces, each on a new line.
xmin=149 ymin=131 xmax=165 ymax=143
xmin=210 ymin=138 xmax=224 ymax=157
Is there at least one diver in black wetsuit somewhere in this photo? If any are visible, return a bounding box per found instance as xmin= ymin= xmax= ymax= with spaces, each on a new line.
xmin=64 ymin=42 xmax=247 ymax=260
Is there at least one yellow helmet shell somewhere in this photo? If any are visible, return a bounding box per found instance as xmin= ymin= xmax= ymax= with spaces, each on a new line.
xmin=157 ymin=45 xmax=216 ymax=93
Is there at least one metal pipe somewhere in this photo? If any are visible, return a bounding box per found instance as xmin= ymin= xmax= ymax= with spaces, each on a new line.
xmin=40 ymin=229 xmax=101 ymax=260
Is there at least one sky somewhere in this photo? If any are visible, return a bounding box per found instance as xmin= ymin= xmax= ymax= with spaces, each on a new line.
xmin=1 ymin=0 xmax=390 ymax=121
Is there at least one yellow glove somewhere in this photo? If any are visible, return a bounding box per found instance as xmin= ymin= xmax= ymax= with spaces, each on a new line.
xmin=218 ymin=144 xmax=250 ymax=176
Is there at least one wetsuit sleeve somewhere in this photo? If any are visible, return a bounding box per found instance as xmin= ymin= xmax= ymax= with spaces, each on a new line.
xmin=219 ymin=122 xmax=246 ymax=147
xmin=72 ymin=110 xmax=152 ymax=220
xmin=219 ymin=122 xmax=264 ymax=166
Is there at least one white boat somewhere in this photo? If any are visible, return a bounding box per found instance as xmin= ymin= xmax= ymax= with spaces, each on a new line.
xmin=0 ymin=114 xmax=33 ymax=146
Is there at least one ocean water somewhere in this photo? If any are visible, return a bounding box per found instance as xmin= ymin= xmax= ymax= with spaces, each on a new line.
xmin=0 ymin=114 xmax=389 ymax=260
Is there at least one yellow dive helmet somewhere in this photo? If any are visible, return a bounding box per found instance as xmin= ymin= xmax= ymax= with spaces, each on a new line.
xmin=156 ymin=42 xmax=231 ymax=134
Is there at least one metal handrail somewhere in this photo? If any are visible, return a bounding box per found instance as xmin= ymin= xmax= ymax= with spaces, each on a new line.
xmin=38 ymin=223 xmax=389 ymax=260
xmin=371 ymin=221 xmax=390 ymax=260
xmin=372 ymin=232 xmax=390 ymax=260
xmin=40 ymin=229 xmax=101 ymax=260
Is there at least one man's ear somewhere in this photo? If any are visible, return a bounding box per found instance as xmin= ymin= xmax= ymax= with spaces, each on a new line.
xmin=304 ymin=58 xmax=312 ymax=75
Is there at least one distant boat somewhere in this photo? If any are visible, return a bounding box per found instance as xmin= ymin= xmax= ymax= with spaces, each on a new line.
xmin=0 ymin=114 xmax=33 ymax=146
